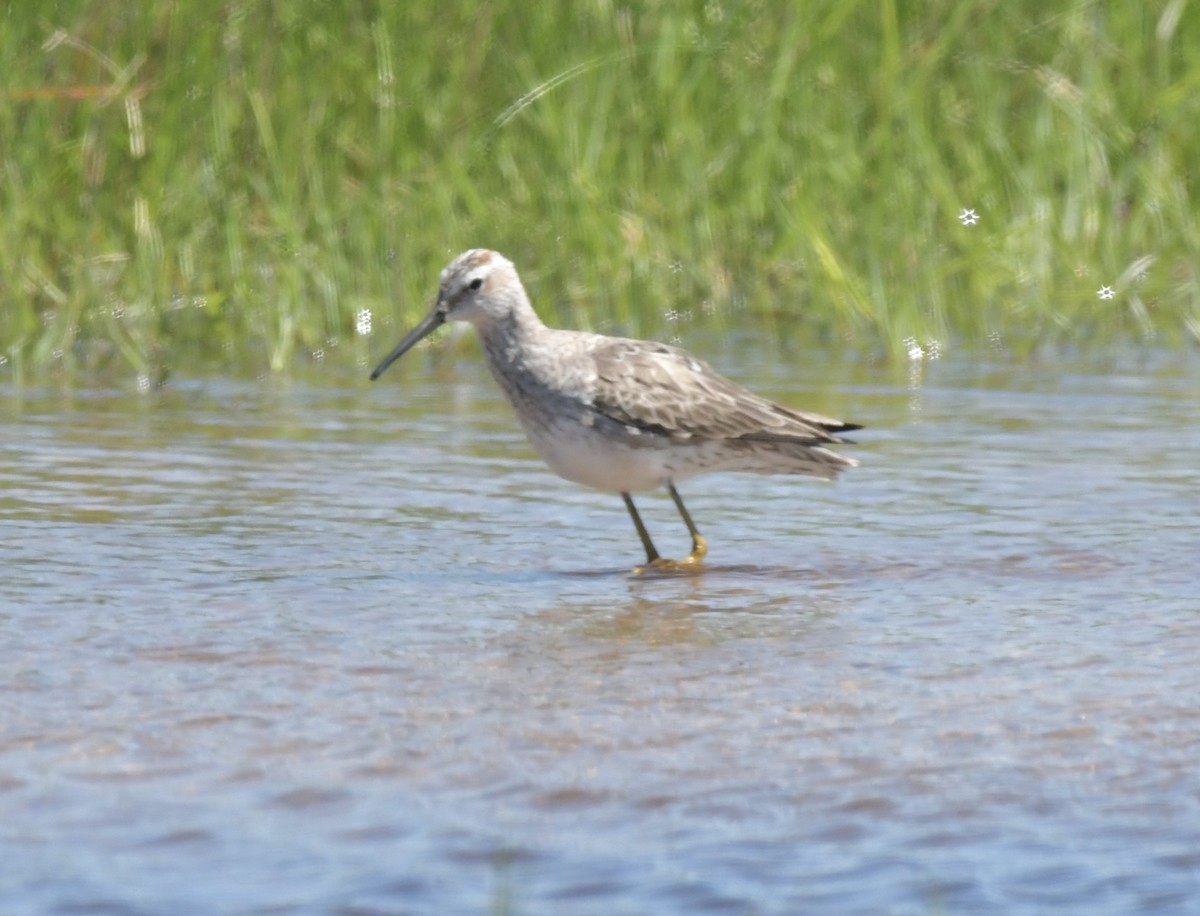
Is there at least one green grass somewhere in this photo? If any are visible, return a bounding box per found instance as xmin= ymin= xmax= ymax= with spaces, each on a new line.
xmin=2 ymin=0 xmax=1198 ymax=384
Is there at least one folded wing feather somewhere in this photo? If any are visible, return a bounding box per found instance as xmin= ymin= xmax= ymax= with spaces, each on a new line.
xmin=590 ymin=339 xmax=860 ymax=444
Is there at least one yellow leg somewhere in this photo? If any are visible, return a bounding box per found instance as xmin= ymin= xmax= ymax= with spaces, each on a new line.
xmin=627 ymin=484 xmax=707 ymax=573
xmin=622 ymin=492 xmax=661 ymax=566
xmin=656 ymin=482 xmax=707 ymax=566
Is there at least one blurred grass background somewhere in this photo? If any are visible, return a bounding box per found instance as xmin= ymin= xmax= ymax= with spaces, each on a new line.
xmin=1 ymin=0 xmax=1197 ymax=384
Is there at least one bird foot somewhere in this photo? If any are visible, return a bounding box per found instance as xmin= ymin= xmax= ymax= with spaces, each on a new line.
xmin=636 ymin=557 xmax=703 ymax=575
xmin=633 ymin=537 xmax=708 ymax=575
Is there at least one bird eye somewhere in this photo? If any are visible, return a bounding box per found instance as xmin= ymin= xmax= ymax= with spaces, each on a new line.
xmin=468 ymin=278 xmax=483 ymax=291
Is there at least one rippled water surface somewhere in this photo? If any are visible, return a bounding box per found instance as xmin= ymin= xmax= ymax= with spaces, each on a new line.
xmin=2 ymin=345 xmax=1198 ymax=914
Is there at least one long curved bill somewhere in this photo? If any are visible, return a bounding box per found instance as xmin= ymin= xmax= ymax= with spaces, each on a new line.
xmin=369 ymin=306 xmax=446 ymax=380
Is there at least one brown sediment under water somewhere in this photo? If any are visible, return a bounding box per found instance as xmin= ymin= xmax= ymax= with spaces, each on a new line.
xmin=2 ymin=345 xmax=1198 ymax=913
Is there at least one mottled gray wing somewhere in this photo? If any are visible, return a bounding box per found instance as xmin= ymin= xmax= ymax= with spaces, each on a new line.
xmin=590 ymin=338 xmax=859 ymax=443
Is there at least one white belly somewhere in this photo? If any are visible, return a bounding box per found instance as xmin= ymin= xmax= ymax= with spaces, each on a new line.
xmin=522 ymin=416 xmax=674 ymax=493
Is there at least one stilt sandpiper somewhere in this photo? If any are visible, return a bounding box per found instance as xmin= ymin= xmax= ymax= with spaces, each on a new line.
xmin=371 ymin=249 xmax=860 ymax=571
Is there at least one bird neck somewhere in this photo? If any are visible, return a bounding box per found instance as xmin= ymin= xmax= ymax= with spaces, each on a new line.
xmin=474 ymin=285 xmax=546 ymax=354
xmin=475 ymin=301 xmax=552 ymax=388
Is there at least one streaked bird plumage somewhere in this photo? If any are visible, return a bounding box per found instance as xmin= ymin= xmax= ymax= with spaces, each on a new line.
xmin=371 ymin=248 xmax=860 ymax=570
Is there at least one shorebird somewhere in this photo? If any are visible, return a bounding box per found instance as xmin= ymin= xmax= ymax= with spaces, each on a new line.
xmin=371 ymin=249 xmax=860 ymax=571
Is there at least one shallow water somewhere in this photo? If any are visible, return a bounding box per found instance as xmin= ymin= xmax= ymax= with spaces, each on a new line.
xmin=2 ymin=344 xmax=1199 ymax=914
